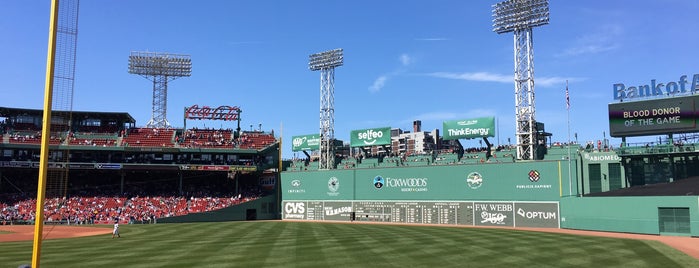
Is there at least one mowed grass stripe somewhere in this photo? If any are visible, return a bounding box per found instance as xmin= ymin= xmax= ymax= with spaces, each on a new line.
xmin=0 ymin=221 xmax=697 ymax=267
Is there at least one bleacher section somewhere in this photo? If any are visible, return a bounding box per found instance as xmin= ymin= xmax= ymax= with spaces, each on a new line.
xmin=239 ymin=132 xmax=276 ymax=150
xmin=283 ymin=147 xmax=532 ymax=171
xmin=122 ymin=128 xmax=176 ymax=147
xmin=339 ymin=157 xmax=358 ymax=169
xmin=7 ymin=131 xmax=62 ymax=145
xmin=404 ymin=155 xmax=431 ymax=166
xmin=68 ymin=133 xmax=119 ymax=147
xmin=180 ymin=129 xmax=234 ymax=148
xmin=379 ymin=156 xmax=402 ymax=167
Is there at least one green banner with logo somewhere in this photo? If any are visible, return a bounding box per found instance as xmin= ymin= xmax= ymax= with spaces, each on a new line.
xmin=291 ymin=134 xmax=320 ymax=151
xmin=442 ymin=117 xmax=495 ymax=140
xmin=350 ymin=127 xmax=391 ymax=147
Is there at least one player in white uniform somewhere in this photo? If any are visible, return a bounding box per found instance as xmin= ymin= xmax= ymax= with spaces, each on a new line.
xmin=112 ymin=220 xmax=120 ymax=238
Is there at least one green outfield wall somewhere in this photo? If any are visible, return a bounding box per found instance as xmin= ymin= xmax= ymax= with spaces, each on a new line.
xmin=281 ymin=160 xmax=577 ymax=229
xmin=282 ymin=160 xmax=577 ymax=202
xmin=578 ymin=151 xmax=627 ymax=194
xmin=282 ymin=200 xmax=560 ymax=228
xmin=560 ymin=196 xmax=699 ymax=236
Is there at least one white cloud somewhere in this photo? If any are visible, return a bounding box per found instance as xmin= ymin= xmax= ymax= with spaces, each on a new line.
xmin=428 ymin=71 xmax=512 ymax=83
xmin=399 ymin=54 xmax=412 ymax=66
xmin=369 ymin=75 xmax=388 ymax=93
xmin=558 ymin=24 xmax=622 ymax=57
xmin=560 ymin=44 xmax=619 ymax=57
xmin=427 ymin=71 xmax=584 ymax=88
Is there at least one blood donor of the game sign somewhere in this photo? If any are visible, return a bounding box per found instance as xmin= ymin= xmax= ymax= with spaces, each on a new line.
xmin=608 ymin=95 xmax=698 ymax=137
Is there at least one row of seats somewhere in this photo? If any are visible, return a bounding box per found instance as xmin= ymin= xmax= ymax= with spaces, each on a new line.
xmin=1 ymin=194 xmax=259 ymax=224
xmin=3 ymin=128 xmax=278 ymax=149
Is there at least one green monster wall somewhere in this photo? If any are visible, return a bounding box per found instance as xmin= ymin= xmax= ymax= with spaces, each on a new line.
xmin=560 ymin=196 xmax=699 ymax=236
xmin=282 ymin=160 xmax=576 ymax=202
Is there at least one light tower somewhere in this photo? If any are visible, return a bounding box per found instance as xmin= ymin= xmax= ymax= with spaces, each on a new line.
xmin=309 ymin=48 xmax=343 ymax=170
xmin=492 ymin=0 xmax=549 ymax=160
xmin=129 ymin=51 xmax=191 ymax=128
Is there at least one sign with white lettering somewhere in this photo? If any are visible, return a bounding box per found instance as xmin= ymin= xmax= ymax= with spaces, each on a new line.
xmin=608 ymin=95 xmax=698 ymax=137
xmin=514 ymin=202 xmax=559 ymax=228
xmin=291 ymin=134 xmax=320 ymax=151
xmin=442 ymin=117 xmax=495 ymax=140
xmin=350 ymin=127 xmax=391 ymax=147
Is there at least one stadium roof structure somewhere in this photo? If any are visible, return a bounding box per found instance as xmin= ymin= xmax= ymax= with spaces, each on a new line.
xmin=0 ymin=106 xmax=136 ymax=124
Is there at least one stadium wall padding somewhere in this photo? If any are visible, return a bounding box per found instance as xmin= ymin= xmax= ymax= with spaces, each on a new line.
xmin=157 ymin=195 xmax=278 ymax=223
xmin=560 ymin=196 xmax=699 ymax=236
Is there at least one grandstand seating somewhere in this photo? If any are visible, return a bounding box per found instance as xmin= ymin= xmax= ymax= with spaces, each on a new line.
xmin=7 ymin=131 xmax=62 ymax=145
xmin=433 ymin=153 xmax=458 ymax=165
xmin=379 ymin=156 xmax=402 ymax=167
xmin=11 ymin=123 xmax=39 ymax=131
xmin=404 ymin=155 xmax=431 ymax=166
xmin=179 ymin=129 xmax=234 ymax=148
xmin=239 ymin=132 xmax=276 ymax=149
xmin=75 ymin=125 xmax=120 ymax=134
xmin=339 ymin=157 xmax=358 ymax=169
xmin=1 ymin=194 xmax=260 ymax=225
xmin=68 ymin=133 xmax=119 ymax=147
xmin=122 ymin=128 xmax=176 ymax=147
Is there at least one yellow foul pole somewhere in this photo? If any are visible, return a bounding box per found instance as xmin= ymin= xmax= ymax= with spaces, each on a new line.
xmin=32 ymin=0 xmax=60 ymax=266
xmin=277 ymin=122 xmax=283 ymax=218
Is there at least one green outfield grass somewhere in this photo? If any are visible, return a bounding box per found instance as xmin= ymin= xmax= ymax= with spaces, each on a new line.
xmin=1 ymin=221 xmax=697 ymax=267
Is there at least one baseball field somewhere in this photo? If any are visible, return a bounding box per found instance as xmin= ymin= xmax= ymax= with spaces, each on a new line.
xmin=1 ymin=221 xmax=698 ymax=267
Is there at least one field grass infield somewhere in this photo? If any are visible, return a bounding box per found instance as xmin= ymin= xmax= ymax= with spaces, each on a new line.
xmin=1 ymin=221 xmax=698 ymax=267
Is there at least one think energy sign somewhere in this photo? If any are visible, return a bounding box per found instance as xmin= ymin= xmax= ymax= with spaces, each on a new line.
xmin=442 ymin=117 xmax=495 ymax=140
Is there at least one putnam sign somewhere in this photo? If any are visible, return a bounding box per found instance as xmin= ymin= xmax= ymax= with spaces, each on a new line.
xmin=443 ymin=117 xmax=495 ymax=140
xmin=350 ymin=127 xmax=391 ymax=147
xmin=291 ymin=134 xmax=320 ymax=151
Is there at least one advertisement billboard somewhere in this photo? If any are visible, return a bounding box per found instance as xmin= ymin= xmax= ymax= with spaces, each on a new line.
xmin=608 ymin=95 xmax=698 ymax=137
xmin=442 ymin=117 xmax=495 ymax=140
xmin=350 ymin=127 xmax=391 ymax=147
xmin=291 ymin=134 xmax=321 ymax=151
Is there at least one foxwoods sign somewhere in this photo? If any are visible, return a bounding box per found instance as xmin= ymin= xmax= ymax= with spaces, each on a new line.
xmin=613 ymin=74 xmax=699 ymax=101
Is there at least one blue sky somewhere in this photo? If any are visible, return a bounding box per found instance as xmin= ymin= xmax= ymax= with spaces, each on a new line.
xmin=1 ymin=0 xmax=698 ymax=158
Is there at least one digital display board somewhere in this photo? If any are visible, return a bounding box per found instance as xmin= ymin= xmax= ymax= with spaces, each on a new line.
xmin=608 ymin=95 xmax=698 ymax=137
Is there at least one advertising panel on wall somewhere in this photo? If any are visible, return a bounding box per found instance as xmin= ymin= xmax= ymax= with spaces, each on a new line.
xmin=281 ymin=170 xmax=355 ymax=201
xmin=353 ymin=163 xmax=562 ymax=201
xmin=291 ymin=134 xmax=321 ymax=151
xmin=442 ymin=117 xmax=496 ymax=140
xmin=281 ymin=200 xmax=560 ymax=228
xmin=350 ymin=127 xmax=391 ymax=147
xmin=608 ymin=95 xmax=698 ymax=137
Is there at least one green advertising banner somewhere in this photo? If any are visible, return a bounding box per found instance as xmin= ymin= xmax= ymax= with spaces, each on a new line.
xmin=442 ymin=117 xmax=495 ymax=140
xmin=291 ymin=134 xmax=320 ymax=151
xmin=281 ymin=170 xmax=355 ymax=200
xmin=350 ymin=127 xmax=391 ymax=147
xmin=354 ymin=162 xmax=561 ymax=201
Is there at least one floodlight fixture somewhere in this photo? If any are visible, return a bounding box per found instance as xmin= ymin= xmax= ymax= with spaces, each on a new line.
xmin=129 ymin=51 xmax=192 ymax=77
xmin=309 ymin=48 xmax=344 ymax=71
xmin=492 ymin=0 xmax=549 ymax=34
xmin=128 ymin=51 xmax=192 ymax=128
xmin=492 ymin=0 xmax=549 ymax=160
xmin=309 ymin=48 xmax=343 ymax=170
